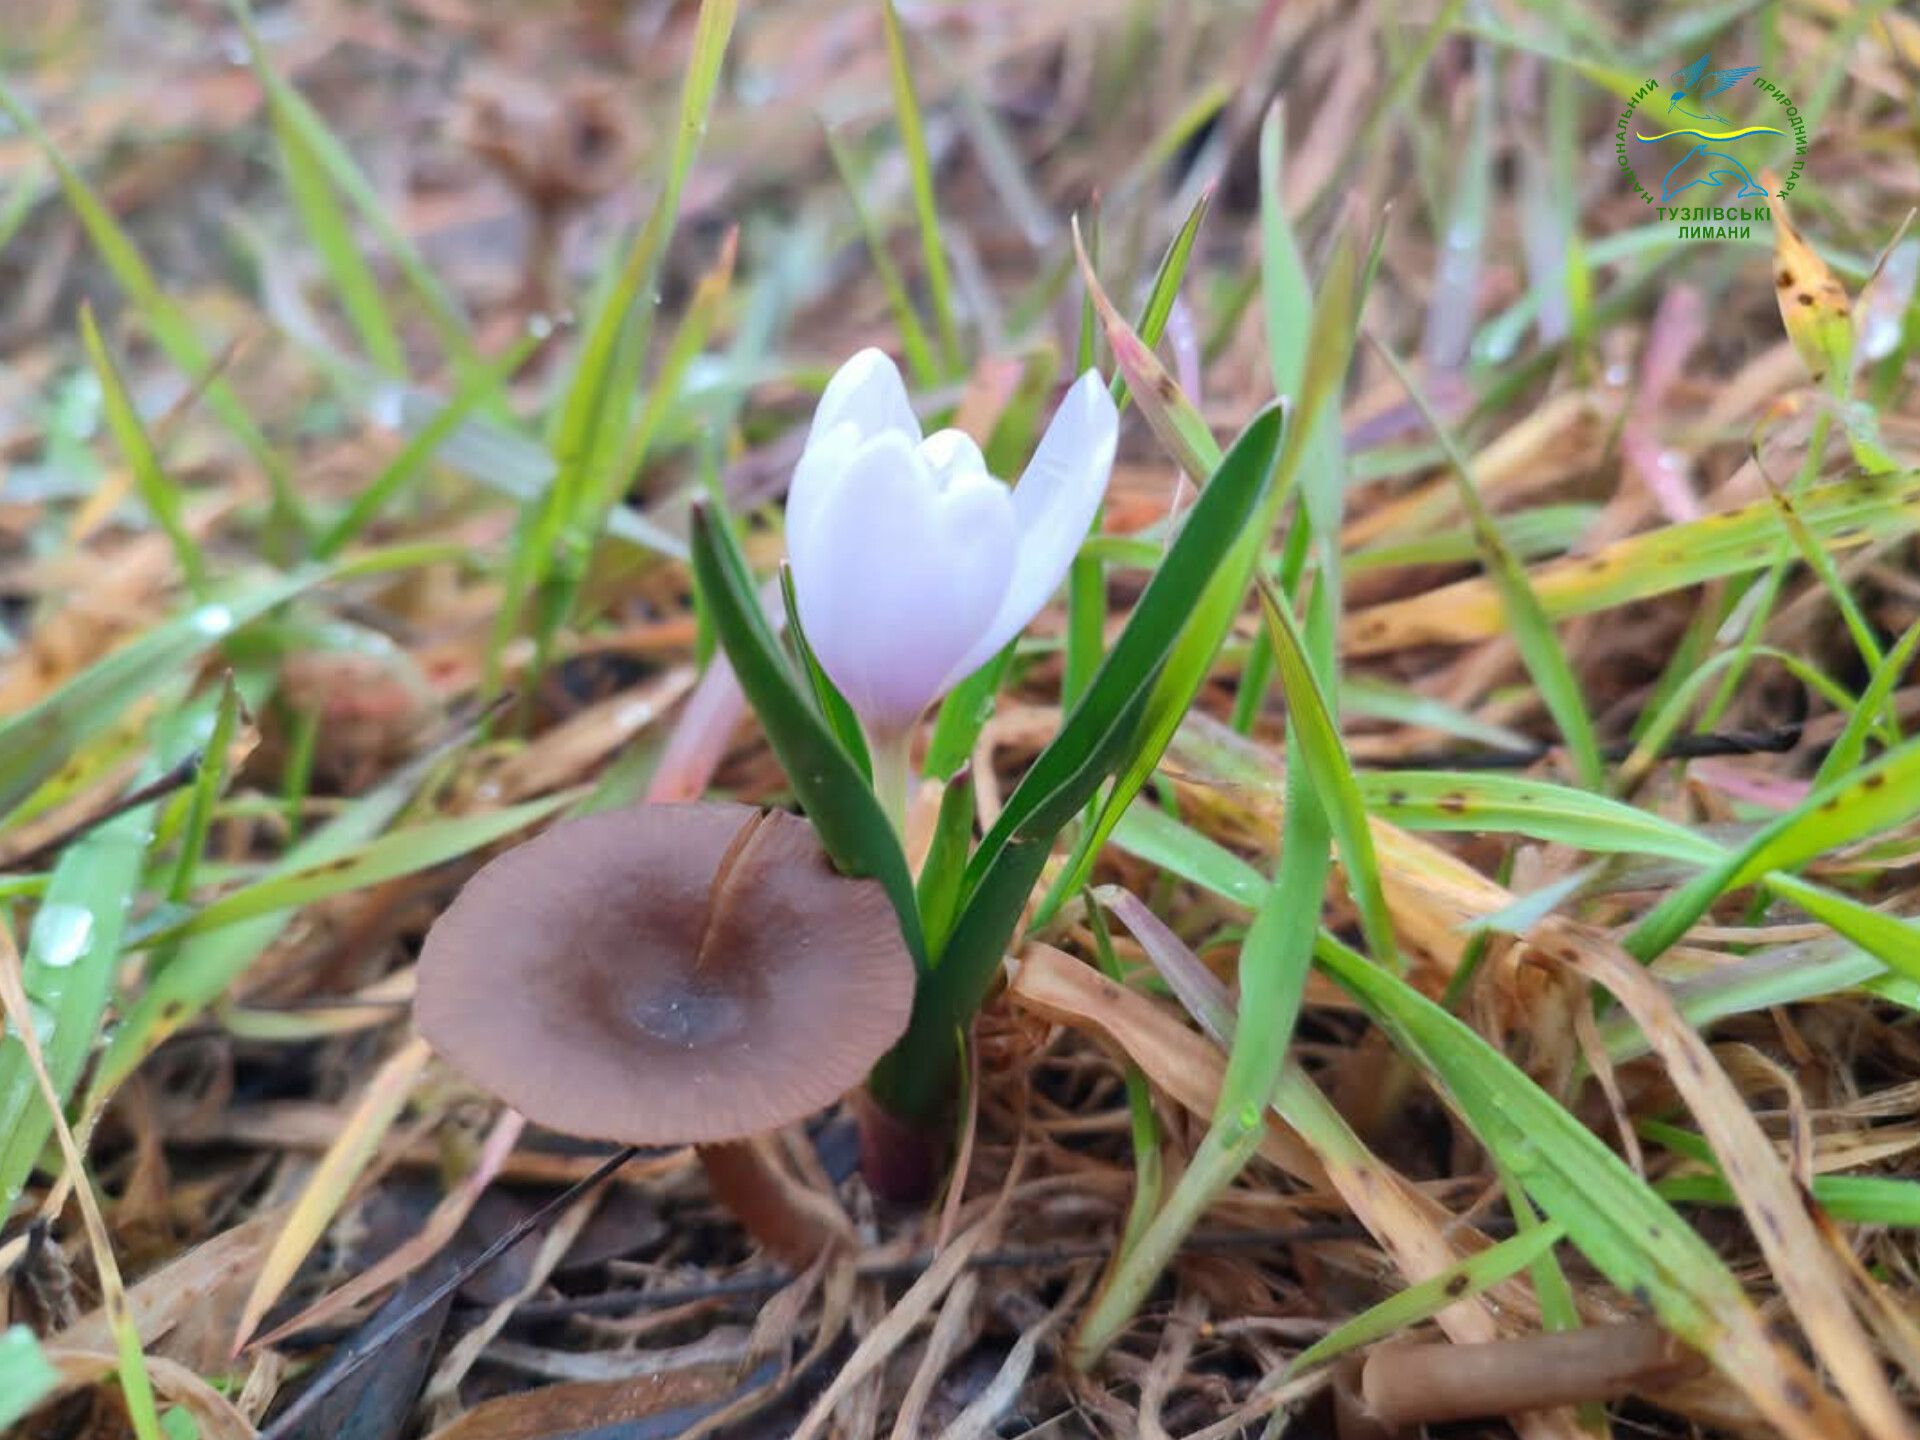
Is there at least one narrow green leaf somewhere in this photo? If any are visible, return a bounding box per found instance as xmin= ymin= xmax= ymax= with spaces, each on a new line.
xmin=0 ymin=78 xmax=304 ymax=534
xmin=78 ymin=303 xmax=206 ymax=595
xmin=823 ymin=126 xmax=939 ymax=389
xmin=491 ymin=0 xmax=738 ymax=692
xmin=268 ymin=99 xmax=406 ymax=375
xmin=1815 ymin=613 xmax=1920 ymax=785
xmin=0 ymin=569 xmax=321 ymax=821
xmin=916 ymin=771 xmax=976 ymax=960
xmin=164 ymin=674 xmax=244 ymax=904
xmin=0 ymin=1326 xmax=59 ymax=1430
xmin=1658 ymin=1172 xmax=1920 ymax=1228
xmin=881 ymin=1 xmax=961 ymax=372
xmin=922 ymin=647 xmax=1012 ymax=784
xmin=1075 ymin=771 xmax=1328 ymax=1365
xmin=1359 ymin=771 xmax=1720 ymax=865
xmin=316 ymin=334 xmax=539 ymax=559
xmin=1287 ymin=1222 xmax=1568 ymax=1376
xmin=1353 ymin=469 xmax=1920 ymax=647
xmin=86 ymin=736 xmax=450 ymax=1108
xmin=1110 ymin=188 xmax=1212 ymax=411
xmin=1373 ymin=340 xmax=1603 ymax=787
xmin=1085 ymin=900 xmax=1163 ymax=1262
xmin=881 ymin=406 xmax=1285 ymax=1121
xmin=1314 ymin=934 xmax=1798 ymax=1407
xmin=228 ymin=0 xmax=480 ymax=379
xmin=1047 ymin=224 xmax=1365 ymax=918
xmin=688 ymin=503 xmax=925 ymax=965
xmin=1257 ymin=581 xmax=1399 ymax=969
xmin=138 ymin=793 xmax=573 ymax=946
xmin=0 ymin=700 xmax=201 ymax=1213
xmin=1628 ymin=736 xmax=1920 ymax=961
xmin=779 ymin=565 xmax=871 ymax=779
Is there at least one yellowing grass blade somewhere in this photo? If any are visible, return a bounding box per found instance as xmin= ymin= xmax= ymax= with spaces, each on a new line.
xmin=1535 ymin=921 xmax=1916 ymax=1440
xmin=0 ymin=926 xmax=164 ymax=1440
xmin=1769 ymin=184 xmax=1854 ymax=392
xmin=232 ymin=1036 xmax=433 ymax=1352
xmin=1344 ymin=470 xmax=1920 ymax=654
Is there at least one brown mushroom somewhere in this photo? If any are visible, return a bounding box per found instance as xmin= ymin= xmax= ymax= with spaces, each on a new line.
xmin=415 ymin=801 xmax=916 ymax=1266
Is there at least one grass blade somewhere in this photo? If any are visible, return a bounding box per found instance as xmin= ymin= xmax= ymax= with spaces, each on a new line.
xmin=1073 ymin=735 xmax=1330 ymax=1364
xmin=233 ymin=1037 xmax=433 ymax=1349
xmin=0 ymin=79 xmax=304 ymax=537
xmin=83 ymin=737 xmax=451 ymax=1110
xmin=823 ymin=126 xmax=939 ymax=389
xmin=1344 ymin=469 xmax=1920 ymax=652
xmin=0 ymin=926 xmax=163 ymax=1440
xmin=228 ymin=0 xmax=479 ymax=378
xmin=78 ymin=302 xmax=206 ymax=595
xmin=881 ymin=1 xmax=961 ymax=373
xmin=1628 ymin=735 xmax=1920 ymax=961
xmin=1045 ymin=224 xmax=1364 ymax=919
xmin=1371 ymin=340 xmax=1602 ymax=787
xmin=136 ymin=793 xmax=574 ymax=946
xmin=490 ymin=0 xmax=739 ymax=693
xmin=316 ymin=334 xmax=539 ymax=559
xmin=267 ymin=92 xmax=407 ymax=375
xmin=1257 ymin=579 xmax=1399 ymax=970
xmin=1286 ymin=1222 xmax=1568 ymax=1376
xmin=0 ymin=1328 xmax=60 ymax=1429
xmin=1314 ymin=933 xmax=1850 ymax=1440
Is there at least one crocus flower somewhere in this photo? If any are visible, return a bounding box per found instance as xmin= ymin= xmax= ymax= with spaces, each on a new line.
xmin=787 ymin=349 xmax=1117 ymax=809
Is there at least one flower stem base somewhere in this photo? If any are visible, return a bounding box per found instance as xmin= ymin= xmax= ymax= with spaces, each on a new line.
xmin=853 ymin=1087 xmax=947 ymax=1206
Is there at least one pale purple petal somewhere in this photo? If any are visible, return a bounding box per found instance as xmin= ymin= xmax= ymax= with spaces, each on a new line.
xmin=942 ymin=371 xmax=1117 ymax=685
xmin=792 ymin=432 xmax=1016 ymax=733
xmin=917 ymin=428 xmax=991 ymax=490
xmin=805 ymin=347 xmax=921 ymax=450
xmin=789 ymin=350 xmax=924 ymax=567
xmin=786 ymin=419 xmax=860 ymax=571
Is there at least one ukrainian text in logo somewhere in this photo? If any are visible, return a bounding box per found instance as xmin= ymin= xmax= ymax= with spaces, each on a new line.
xmin=1614 ymin=53 xmax=1810 ymax=241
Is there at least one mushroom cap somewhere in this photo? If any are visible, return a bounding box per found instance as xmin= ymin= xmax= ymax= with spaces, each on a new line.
xmin=415 ymin=802 xmax=916 ymax=1146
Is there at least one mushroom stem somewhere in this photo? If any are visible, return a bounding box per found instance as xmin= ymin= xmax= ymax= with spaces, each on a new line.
xmin=1352 ymin=1322 xmax=1700 ymax=1430
xmin=696 ymin=1136 xmax=853 ymax=1268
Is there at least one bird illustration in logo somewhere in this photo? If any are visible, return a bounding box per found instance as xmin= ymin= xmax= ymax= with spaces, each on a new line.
xmin=1634 ymin=54 xmax=1784 ymax=204
xmin=1666 ymin=54 xmax=1759 ymax=126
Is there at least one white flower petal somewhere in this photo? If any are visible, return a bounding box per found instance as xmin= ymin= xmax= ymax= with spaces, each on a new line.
xmin=792 ymin=432 xmax=1016 ymax=733
xmin=942 ymin=370 xmax=1117 ymax=685
xmin=790 ymin=351 xmax=924 ymax=576
xmin=806 ymin=348 xmax=921 ymax=450
xmin=786 ymin=419 xmax=860 ymax=572
xmin=917 ymin=429 xmax=991 ymax=490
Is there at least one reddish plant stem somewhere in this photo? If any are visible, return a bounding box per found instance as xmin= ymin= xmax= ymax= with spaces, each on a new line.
xmin=853 ymin=1088 xmax=947 ymax=1207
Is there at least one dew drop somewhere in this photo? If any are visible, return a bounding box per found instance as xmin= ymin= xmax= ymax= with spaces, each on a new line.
xmin=191 ymin=604 xmax=235 ymax=637
xmin=368 ymin=384 xmax=407 ymax=430
xmin=629 ymin=987 xmax=746 ymax=1047
xmin=31 ymin=903 xmax=94 ymax=969
xmin=8 ymin=999 xmax=58 ymax=1046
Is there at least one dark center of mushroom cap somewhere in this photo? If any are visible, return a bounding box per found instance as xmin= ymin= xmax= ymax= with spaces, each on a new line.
xmin=414 ymin=801 xmax=916 ymax=1147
